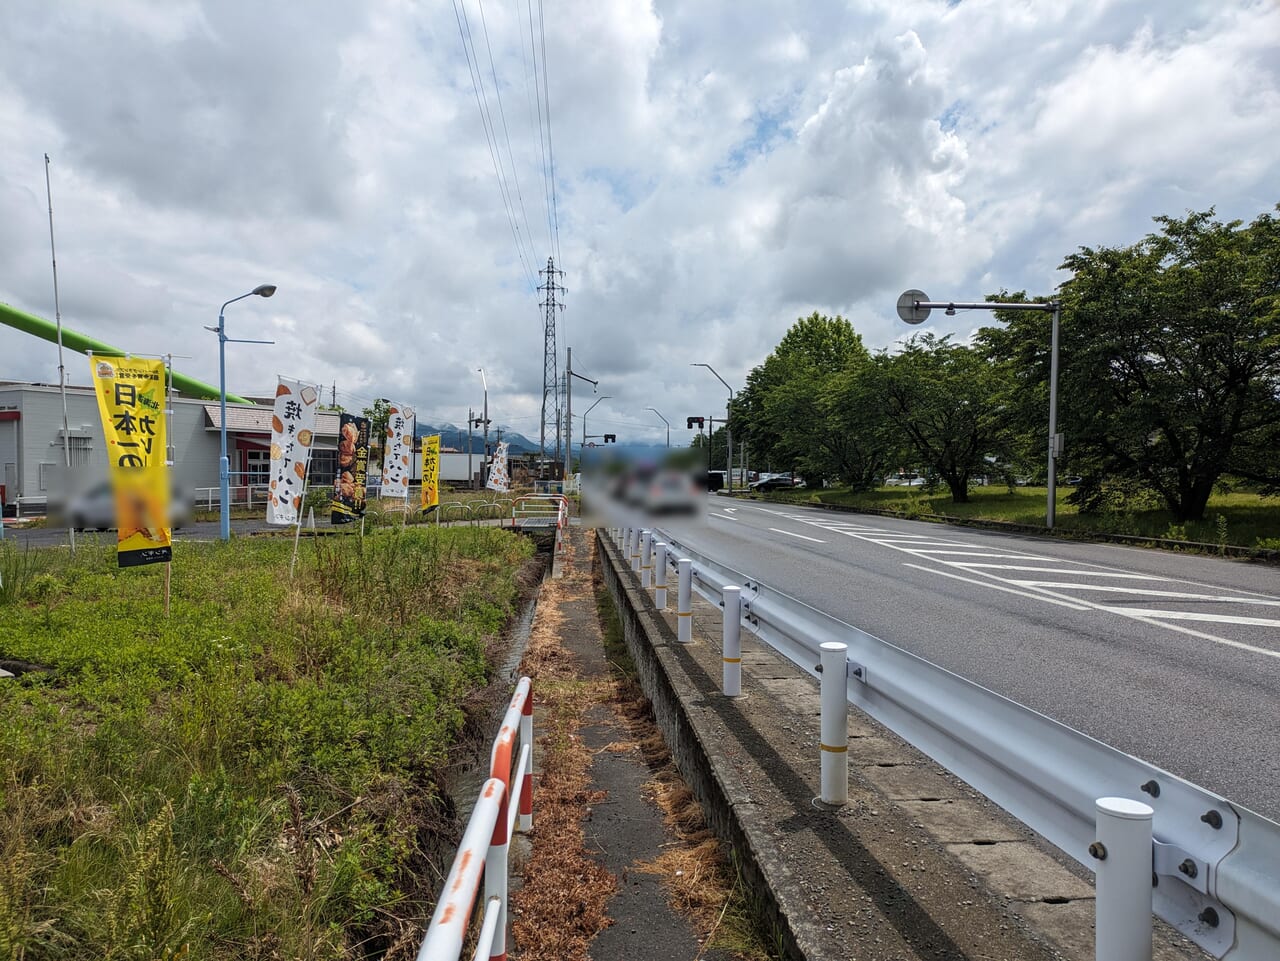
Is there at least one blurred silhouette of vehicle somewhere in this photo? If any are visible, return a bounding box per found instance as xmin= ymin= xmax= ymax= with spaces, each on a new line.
xmin=67 ymin=481 xmax=192 ymax=531
xmin=641 ymin=470 xmax=700 ymax=514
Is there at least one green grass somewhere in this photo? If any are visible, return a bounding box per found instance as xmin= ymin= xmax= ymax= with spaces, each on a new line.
xmin=760 ymin=484 xmax=1280 ymax=549
xmin=0 ymin=525 xmax=533 ymax=959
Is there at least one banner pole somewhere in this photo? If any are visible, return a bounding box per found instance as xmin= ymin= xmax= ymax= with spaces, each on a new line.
xmin=164 ymin=562 xmax=171 ymax=618
xmin=290 ymin=459 xmax=311 ymax=579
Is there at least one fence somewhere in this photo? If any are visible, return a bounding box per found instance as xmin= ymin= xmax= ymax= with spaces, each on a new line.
xmin=606 ymin=522 xmax=1280 ymax=961
xmin=417 ymin=676 xmax=533 ymax=961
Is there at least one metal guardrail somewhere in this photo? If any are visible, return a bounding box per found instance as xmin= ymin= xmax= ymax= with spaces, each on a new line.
xmin=609 ymin=524 xmax=1280 ymax=960
xmin=511 ymin=494 xmax=567 ymax=531
xmin=417 ymin=676 xmax=533 ymax=961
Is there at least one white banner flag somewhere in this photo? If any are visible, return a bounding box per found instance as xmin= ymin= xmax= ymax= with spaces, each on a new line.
xmin=486 ymin=441 xmax=510 ymax=492
xmin=380 ymin=404 xmax=416 ymax=499
xmin=267 ymin=378 xmax=320 ymax=525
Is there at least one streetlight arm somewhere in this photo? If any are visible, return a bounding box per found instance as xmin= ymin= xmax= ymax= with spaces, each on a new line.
xmin=569 ymin=370 xmax=598 ymax=388
xmin=691 ymin=362 xmax=733 ymax=397
xmin=646 ymin=407 xmax=669 ymax=428
xmin=913 ymin=300 xmax=1059 ymax=313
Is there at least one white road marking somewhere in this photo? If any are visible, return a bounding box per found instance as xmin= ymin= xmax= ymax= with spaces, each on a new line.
xmin=902 ymin=563 xmax=1091 ymax=610
xmin=709 ymin=512 xmax=738 ymax=521
xmin=768 ymin=527 xmax=826 ymax=543
xmin=955 ymin=565 xmax=1165 ymax=579
xmin=1011 ymin=583 xmax=1280 ymax=606
xmin=1094 ymin=608 xmax=1280 ymax=628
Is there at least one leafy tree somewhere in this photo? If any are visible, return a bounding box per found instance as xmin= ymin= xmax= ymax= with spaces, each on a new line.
xmin=736 ymin=312 xmax=872 ymax=481
xmin=869 ymin=334 xmax=1013 ymax=502
xmin=984 ymin=207 xmax=1280 ymax=520
xmin=362 ymin=398 xmax=391 ymax=475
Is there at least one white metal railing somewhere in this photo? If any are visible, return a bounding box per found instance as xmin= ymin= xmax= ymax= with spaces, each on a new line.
xmin=510 ymin=493 xmax=567 ymax=530
xmin=417 ymin=677 xmax=533 ymax=961
xmin=604 ymin=523 xmax=1280 ymax=961
xmin=192 ymin=485 xmax=273 ymax=512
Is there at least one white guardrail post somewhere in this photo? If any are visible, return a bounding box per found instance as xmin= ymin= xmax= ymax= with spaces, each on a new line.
xmin=654 ymin=541 xmax=668 ymax=609
xmin=1094 ymin=797 xmax=1154 ymax=961
xmin=819 ymin=641 xmax=849 ymax=806
xmin=722 ymin=585 xmax=742 ymax=696
xmin=640 ymin=530 xmax=652 ymax=588
xmin=624 ymin=527 xmax=634 ymax=569
xmin=630 ymin=527 xmax=642 ymax=572
xmin=677 ymin=558 xmax=693 ymax=642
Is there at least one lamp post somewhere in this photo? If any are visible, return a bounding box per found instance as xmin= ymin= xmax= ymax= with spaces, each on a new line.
xmin=646 ymin=407 xmax=670 ymax=448
xmin=897 ymin=289 xmax=1062 ymax=529
xmin=582 ymin=395 xmax=611 ymax=451
xmin=692 ymin=363 xmax=734 ymax=492
xmin=209 ymin=284 xmax=276 ymax=541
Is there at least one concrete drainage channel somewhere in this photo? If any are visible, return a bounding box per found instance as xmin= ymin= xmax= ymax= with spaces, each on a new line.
xmin=597 ymin=529 xmax=1205 ymax=961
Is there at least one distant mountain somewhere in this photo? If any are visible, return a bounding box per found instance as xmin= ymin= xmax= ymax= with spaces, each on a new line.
xmin=415 ymin=422 xmax=540 ymax=455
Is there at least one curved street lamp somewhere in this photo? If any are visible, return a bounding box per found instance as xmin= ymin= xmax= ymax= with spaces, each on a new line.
xmin=646 ymin=407 xmax=670 ymax=448
xmin=692 ymin=363 xmax=734 ymax=491
xmin=583 ymin=396 xmax=611 ymax=448
xmin=209 ymin=284 xmax=276 ymax=541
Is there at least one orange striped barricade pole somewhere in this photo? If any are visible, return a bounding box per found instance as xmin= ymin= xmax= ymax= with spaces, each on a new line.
xmin=677 ymin=558 xmax=692 ymax=643
xmin=485 ymin=677 xmax=533 ymax=961
xmin=818 ymin=642 xmax=849 ymax=806
xmin=417 ymin=777 xmax=506 ymax=961
xmin=722 ymin=585 xmax=741 ymax=696
xmin=654 ymin=541 xmax=668 ymax=609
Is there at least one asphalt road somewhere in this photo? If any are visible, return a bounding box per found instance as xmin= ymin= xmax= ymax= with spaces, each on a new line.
xmin=627 ymin=497 xmax=1280 ymax=821
xmin=4 ymin=517 xmax=279 ymax=549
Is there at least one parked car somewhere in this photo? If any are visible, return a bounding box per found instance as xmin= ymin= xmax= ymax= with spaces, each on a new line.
xmin=67 ymin=481 xmax=192 ymax=531
xmin=751 ymin=475 xmax=798 ymax=492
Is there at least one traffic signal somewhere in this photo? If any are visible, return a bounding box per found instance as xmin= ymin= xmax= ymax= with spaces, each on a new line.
xmin=603 ymin=434 xmax=616 ymax=443
xmin=686 ymin=416 xmax=704 ymax=429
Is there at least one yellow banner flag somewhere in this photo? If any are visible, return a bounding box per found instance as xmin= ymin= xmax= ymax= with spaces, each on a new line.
xmin=421 ymin=434 xmax=440 ymax=510
xmin=89 ymin=356 xmax=172 ymax=567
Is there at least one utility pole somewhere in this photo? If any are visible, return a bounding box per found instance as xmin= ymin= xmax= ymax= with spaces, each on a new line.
xmin=467 ymin=407 xmax=474 ymax=490
xmin=565 ymin=346 xmax=598 ymax=481
xmin=538 ymin=258 xmax=565 ymax=477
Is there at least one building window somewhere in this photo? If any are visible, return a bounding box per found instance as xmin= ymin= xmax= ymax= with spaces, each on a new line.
xmin=245 ymin=449 xmax=270 ymax=486
xmin=310 ymin=449 xmax=337 ymax=488
xmin=38 ymin=462 xmax=55 ymax=491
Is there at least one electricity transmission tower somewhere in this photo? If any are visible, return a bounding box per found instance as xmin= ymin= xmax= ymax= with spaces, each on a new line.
xmin=538 ymin=258 xmax=565 ymax=474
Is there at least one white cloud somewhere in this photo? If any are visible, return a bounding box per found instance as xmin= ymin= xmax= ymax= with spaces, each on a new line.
xmin=0 ymin=0 xmax=1275 ymax=449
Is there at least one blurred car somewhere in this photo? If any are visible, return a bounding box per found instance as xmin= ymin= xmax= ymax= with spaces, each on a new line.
xmin=641 ymin=470 xmax=700 ymax=514
xmin=750 ymin=475 xmax=798 ymax=492
xmin=67 ymin=481 xmax=192 ymax=531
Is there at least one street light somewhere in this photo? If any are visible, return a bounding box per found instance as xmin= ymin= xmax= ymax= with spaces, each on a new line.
xmin=209 ymin=284 xmax=276 ymax=541
xmin=691 ymin=363 xmax=734 ymax=492
xmin=582 ymin=396 xmax=611 ymax=448
xmin=646 ymin=407 xmax=670 ymax=448
xmin=896 ymin=289 xmax=1062 ymax=529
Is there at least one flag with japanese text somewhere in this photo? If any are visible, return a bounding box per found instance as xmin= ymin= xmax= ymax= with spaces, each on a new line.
xmin=380 ymin=405 xmax=415 ymax=499
xmin=485 ymin=441 xmax=510 ymax=492
xmin=332 ymin=413 xmax=370 ymax=524
xmin=266 ymin=377 xmax=320 ymax=525
xmin=421 ymin=434 xmax=440 ymax=509
xmin=88 ymin=356 xmax=172 ymax=568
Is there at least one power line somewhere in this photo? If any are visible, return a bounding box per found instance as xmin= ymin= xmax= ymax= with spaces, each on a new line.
xmin=452 ymin=0 xmax=537 ymax=291
xmin=537 ymin=0 xmax=562 ymax=267
xmin=476 ymin=0 xmax=539 ymax=272
xmin=523 ymin=0 xmax=555 ymax=254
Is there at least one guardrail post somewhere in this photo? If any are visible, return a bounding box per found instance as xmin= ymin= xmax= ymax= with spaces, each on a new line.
xmin=722 ymin=585 xmax=742 ymax=696
xmin=485 ymin=797 xmax=510 ymax=961
xmin=630 ymin=527 xmax=642 ymax=572
xmin=819 ymin=641 xmax=849 ymax=806
xmin=677 ymin=559 xmax=693 ymax=642
xmin=624 ymin=527 xmax=635 ymax=569
xmin=1094 ymin=797 xmax=1154 ymax=961
xmin=654 ymin=542 xmax=668 ymax=609
xmin=640 ymin=530 xmax=653 ymax=587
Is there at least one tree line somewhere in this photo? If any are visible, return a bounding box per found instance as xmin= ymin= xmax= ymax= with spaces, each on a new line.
xmin=728 ymin=207 xmax=1280 ymax=521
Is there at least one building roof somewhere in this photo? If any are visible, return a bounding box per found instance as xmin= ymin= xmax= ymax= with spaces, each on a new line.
xmin=203 ymin=403 xmax=341 ymax=437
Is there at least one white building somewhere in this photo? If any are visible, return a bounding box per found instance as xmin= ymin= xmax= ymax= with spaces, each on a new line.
xmin=0 ymin=381 xmax=482 ymax=514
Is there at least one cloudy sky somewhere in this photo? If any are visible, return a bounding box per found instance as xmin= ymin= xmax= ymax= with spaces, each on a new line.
xmin=2 ymin=0 xmax=1277 ymax=448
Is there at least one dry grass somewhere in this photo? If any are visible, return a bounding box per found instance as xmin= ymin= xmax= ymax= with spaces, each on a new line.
xmin=508 ymin=565 xmax=618 ymax=961
xmin=510 ymin=531 xmax=773 ymax=961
